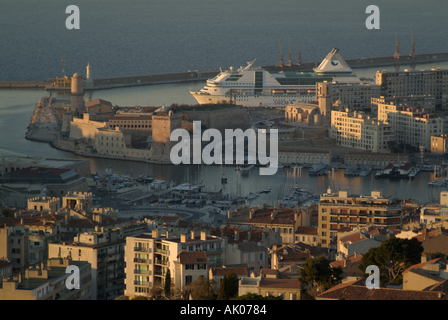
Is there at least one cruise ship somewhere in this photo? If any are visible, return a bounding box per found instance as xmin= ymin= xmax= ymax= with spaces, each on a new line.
xmin=190 ymin=48 xmax=362 ymax=107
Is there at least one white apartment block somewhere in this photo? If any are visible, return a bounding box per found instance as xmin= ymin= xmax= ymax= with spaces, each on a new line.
xmin=317 ymin=81 xmax=382 ymax=111
xmin=330 ymin=108 xmax=394 ymax=152
xmin=420 ymin=191 xmax=448 ymax=225
xmin=372 ymin=95 xmax=436 ymax=115
xmin=124 ymin=229 xmax=225 ymax=299
xmin=376 ymin=68 xmax=448 ymax=108
xmin=377 ymin=102 xmax=445 ymax=150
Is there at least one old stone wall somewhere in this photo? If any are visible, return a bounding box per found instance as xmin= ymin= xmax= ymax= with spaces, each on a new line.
xmin=183 ymin=106 xmax=250 ymax=133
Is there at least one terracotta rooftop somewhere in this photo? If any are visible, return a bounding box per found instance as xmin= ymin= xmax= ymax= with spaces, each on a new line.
xmin=403 ymin=257 xmax=448 ymax=274
xmin=0 ymin=261 xmax=12 ymax=269
xmin=339 ymin=232 xmax=368 ymax=244
xmin=177 ymin=251 xmax=207 ymax=265
xmin=295 ymin=226 xmax=318 ymax=235
xmin=209 ymin=227 xmax=268 ymax=244
xmin=227 ymin=207 xmax=297 ymax=226
xmin=317 ymin=278 xmax=448 ymax=300
xmin=210 ymin=267 xmax=249 ymax=277
xmin=330 ymin=255 xmax=363 ymax=269
xmin=259 ymin=278 xmax=304 ymax=290
xmin=86 ymin=99 xmax=112 ymax=107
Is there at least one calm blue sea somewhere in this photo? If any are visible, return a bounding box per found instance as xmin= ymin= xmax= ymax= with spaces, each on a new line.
xmin=1 ymin=0 xmax=448 ymax=80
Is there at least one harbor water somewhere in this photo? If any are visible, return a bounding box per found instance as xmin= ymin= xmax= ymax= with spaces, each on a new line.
xmin=2 ymin=0 xmax=448 ymax=205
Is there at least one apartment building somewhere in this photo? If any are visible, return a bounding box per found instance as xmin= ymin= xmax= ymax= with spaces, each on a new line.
xmin=375 ymin=68 xmax=448 ymax=108
xmin=317 ymin=80 xmax=382 ymax=112
xmin=124 ymin=229 xmax=225 ymax=299
xmin=371 ymin=95 xmax=436 ymax=115
xmin=431 ymin=135 xmax=448 ymax=154
xmin=48 ymin=228 xmax=129 ymax=300
xmin=318 ymin=188 xmax=403 ymax=247
xmin=420 ymin=191 xmax=448 ymax=225
xmin=0 ymin=258 xmax=92 ymax=300
xmin=226 ymin=206 xmax=308 ymax=244
xmin=376 ymin=100 xmax=445 ymax=150
xmin=330 ymin=108 xmax=394 ymax=152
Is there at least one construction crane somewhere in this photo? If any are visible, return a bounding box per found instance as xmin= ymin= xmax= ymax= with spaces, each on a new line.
xmin=285 ymin=36 xmax=292 ymax=67
xmin=410 ymin=29 xmax=416 ymax=58
xmin=295 ymin=36 xmax=302 ymax=66
xmin=394 ymin=30 xmax=400 ymax=59
xmin=276 ymin=38 xmax=283 ymax=68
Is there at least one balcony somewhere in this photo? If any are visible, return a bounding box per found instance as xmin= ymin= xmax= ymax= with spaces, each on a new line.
xmin=154 ymin=270 xmax=167 ymax=277
xmin=134 ymin=247 xmax=149 ymax=252
xmin=134 ymin=280 xmax=150 ymax=286
xmin=155 ymin=248 xmax=168 ymax=255
xmin=155 ymin=259 xmax=169 ymax=266
xmin=320 ymin=202 xmax=401 ymax=210
xmin=133 ymin=258 xmax=149 ymax=264
xmin=134 ymin=269 xmax=150 ymax=275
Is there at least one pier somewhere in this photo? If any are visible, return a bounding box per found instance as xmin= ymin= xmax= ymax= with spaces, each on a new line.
xmin=2 ymin=51 xmax=448 ymax=90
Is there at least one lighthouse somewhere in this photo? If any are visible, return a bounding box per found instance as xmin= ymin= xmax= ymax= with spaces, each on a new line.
xmin=85 ymin=63 xmax=94 ymax=88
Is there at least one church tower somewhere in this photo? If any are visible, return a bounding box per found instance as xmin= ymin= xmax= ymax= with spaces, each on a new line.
xmin=317 ymin=81 xmax=332 ymax=127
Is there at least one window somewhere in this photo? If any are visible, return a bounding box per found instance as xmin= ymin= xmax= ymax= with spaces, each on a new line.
xmin=185 ymin=264 xmax=194 ymax=270
xmin=185 ymin=276 xmax=192 ymax=286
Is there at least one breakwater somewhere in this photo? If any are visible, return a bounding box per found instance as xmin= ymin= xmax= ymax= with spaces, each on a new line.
xmin=2 ymin=51 xmax=448 ymax=90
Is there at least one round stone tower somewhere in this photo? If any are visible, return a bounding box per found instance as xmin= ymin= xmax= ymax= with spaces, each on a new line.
xmin=71 ymin=73 xmax=85 ymax=114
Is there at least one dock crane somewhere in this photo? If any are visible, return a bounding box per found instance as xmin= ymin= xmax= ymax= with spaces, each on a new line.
xmin=285 ymin=36 xmax=292 ymax=67
xmin=394 ymin=30 xmax=400 ymax=59
xmin=410 ymin=29 xmax=416 ymax=58
xmin=276 ymin=38 xmax=283 ymax=68
xmin=295 ymin=36 xmax=302 ymax=66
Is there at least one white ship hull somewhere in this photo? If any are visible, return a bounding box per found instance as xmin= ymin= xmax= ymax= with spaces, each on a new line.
xmin=191 ymin=48 xmax=362 ymax=108
xmin=190 ymin=92 xmax=316 ymax=107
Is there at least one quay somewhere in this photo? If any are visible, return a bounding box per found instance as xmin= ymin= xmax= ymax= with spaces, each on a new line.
xmin=2 ymin=51 xmax=448 ymax=91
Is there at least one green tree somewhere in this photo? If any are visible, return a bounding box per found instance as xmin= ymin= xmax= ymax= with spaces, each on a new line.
xmin=359 ymin=238 xmax=424 ymax=286
xmin=164 ymin=268 xmax=171 ymax=298
xmin=217 ymin=275 xmax=228 ymax=300
xmin=225 ymin=273 xmax=239 ymax=299
xmin=190 ymin=276 xmax=217 ymax=300
xmin=299 ymin=256 xmax=343 ymax=292
xmin=149 ymin=286 xmax=163 ymax=300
